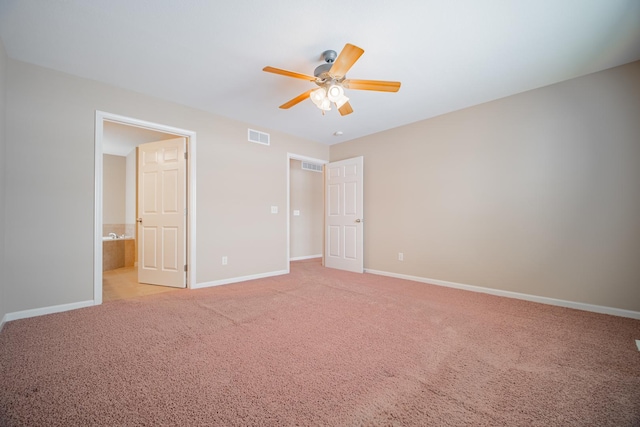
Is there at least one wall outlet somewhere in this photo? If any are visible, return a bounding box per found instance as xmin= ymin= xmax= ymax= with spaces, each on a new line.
xmin=293 ymin=210 xmax=300 ymax=216
xmin=222 ymin=256 xmax=228 ymax=265
xmin=271 ymin=206 xmax=278 ymax=214
xmin=398 ymin=252 xmax=404 ymax=261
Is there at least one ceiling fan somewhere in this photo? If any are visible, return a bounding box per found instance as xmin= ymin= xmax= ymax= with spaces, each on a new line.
xmin=263 ymin=43 xmax=401 ymax=116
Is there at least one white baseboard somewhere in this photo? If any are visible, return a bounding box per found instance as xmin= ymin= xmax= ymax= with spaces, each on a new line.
xmin=290 ymin=255 xmax=322 ymax=261
xmin=193 ymin=269 xmax=288 ymax=290
xmin=365 ymin=269 xmax=640 ymax=320
xmin=0 ymin=313 xmax=7 ymax=332
xmin=3 ymin=300 xmax=96 ymax=324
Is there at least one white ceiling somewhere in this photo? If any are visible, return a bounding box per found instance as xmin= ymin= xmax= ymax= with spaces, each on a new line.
xmin=1 ymin=0 xmax=639 ymax=145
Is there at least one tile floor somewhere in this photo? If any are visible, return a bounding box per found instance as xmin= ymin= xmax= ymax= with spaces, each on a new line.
xmin=103 ymin=266 xmax=181 ymax=302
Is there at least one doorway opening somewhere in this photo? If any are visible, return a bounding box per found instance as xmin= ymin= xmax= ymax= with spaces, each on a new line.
xmin=94 ymin=111 xmax=197 ymax=305
xmin=286 ymin=153 xmax=327 ymax=273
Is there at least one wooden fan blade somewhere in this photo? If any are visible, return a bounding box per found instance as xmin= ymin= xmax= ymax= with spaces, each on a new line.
xmin=338 ymin=101 xmax=354 ymax=116
xmin=329 ymin=43 xmax=364 ymax=79
xmin=263 ymin=66 xmax=316 ymax=82
xmin=279 ymin=89 xmax=315 ymax=109
xmin=342 ymin=79 xmax=401 ymax=92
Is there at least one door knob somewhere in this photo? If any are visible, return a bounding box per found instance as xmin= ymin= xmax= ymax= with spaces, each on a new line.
xmin=136 ymin=218 xmax=142 ymax=223
xmin=355 ymin=219 xmax=362 ymax=223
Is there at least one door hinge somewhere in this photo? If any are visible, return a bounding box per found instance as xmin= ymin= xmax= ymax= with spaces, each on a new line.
xmin=184 ymin=152 xmax=188 ymax=160
xmin=184 ymin=265 xmax=188 ymax=272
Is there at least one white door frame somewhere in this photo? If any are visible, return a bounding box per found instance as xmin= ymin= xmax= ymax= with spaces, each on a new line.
xmin=286 ymin=153 xmax=328 ymax=273
xmin=94 ymin=111 xmax=197 ymax=305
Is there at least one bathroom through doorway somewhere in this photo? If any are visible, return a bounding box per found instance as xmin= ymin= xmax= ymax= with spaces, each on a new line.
xmin=94 ymin=111 xmax=197 ymax=305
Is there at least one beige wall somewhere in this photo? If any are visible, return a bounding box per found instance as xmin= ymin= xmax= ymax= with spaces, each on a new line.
xmin=103 ymin=154 xmax=126 ymax=225
xmin=330 ymin=60 xmax=640 ymax=312
xmin=4 ymin=59 xmax=329 ymax=313
xmin=0 ymin=38 xmax=7 ymax=324
xmin=289 ymin=159 xmax=323 ymax=259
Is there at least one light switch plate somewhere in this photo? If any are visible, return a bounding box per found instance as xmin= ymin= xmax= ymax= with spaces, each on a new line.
xmin=271 ymin=206 xmax=278 ymax=214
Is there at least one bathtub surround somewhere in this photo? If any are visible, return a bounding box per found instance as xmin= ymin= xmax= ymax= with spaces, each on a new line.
xmin=102 ymin=224 xmax=136 ymax=271
xmin=103 ymin=238 xmax=135 ymax=271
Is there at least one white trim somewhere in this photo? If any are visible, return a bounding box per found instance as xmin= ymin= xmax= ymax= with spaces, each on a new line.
xmin=636 ymin=340 xmax=640 ymax=351
xmin=95 ymin=111 xmax=197 ymax=304
xmin=288 ymin=153 xmax=329 ymax=165
xmin=94 ymin=117 xmax=104 ymax=305
xmin=193 ymin=270 xmax=288 ymax=289
xmin=0 ymin=314 xmax=7 ymax=332
xmin=365 ymin=269 xmax=640 ymax=320
xmin=3 ymin=300 xmax=95 ymax=323
xmin=290 ymin=254 xmax=322 ymax=261
xmin=286 ymin=153 xmax=328 ymax=274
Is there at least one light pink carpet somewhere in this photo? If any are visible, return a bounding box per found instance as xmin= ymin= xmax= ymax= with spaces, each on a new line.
xmin=1 ymin=259 xmax=639 ymax=426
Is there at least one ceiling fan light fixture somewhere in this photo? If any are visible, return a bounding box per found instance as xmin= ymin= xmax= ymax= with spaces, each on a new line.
xmin=310 ymin=87 xmax=326 ymax=106
xmin=327 ymin=84 xmax=344 ymax=102
xmin=264 ymin=43 xmax=400 ymax=116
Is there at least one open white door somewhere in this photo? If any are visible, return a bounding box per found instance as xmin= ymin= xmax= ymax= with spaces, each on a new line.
xmin=325 ymin=156 xmax=364 ymax=273
xmin=138 ymin=137 xmax=187 ymax=287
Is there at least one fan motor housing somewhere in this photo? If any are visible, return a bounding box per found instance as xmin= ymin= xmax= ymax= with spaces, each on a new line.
xmin=314 ymin=49 xmax=339 ymax=80
xmin=313 ymin=63 xmax=332 ymax=79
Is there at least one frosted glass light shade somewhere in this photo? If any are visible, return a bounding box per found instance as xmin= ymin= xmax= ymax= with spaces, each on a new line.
xmin=327 ymin=84 xmax=344 ymax=102
xmin=310 ymin=88 xmax=326 ymax=106
xmin=320 ymin=97 xmax=332 ymax=111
